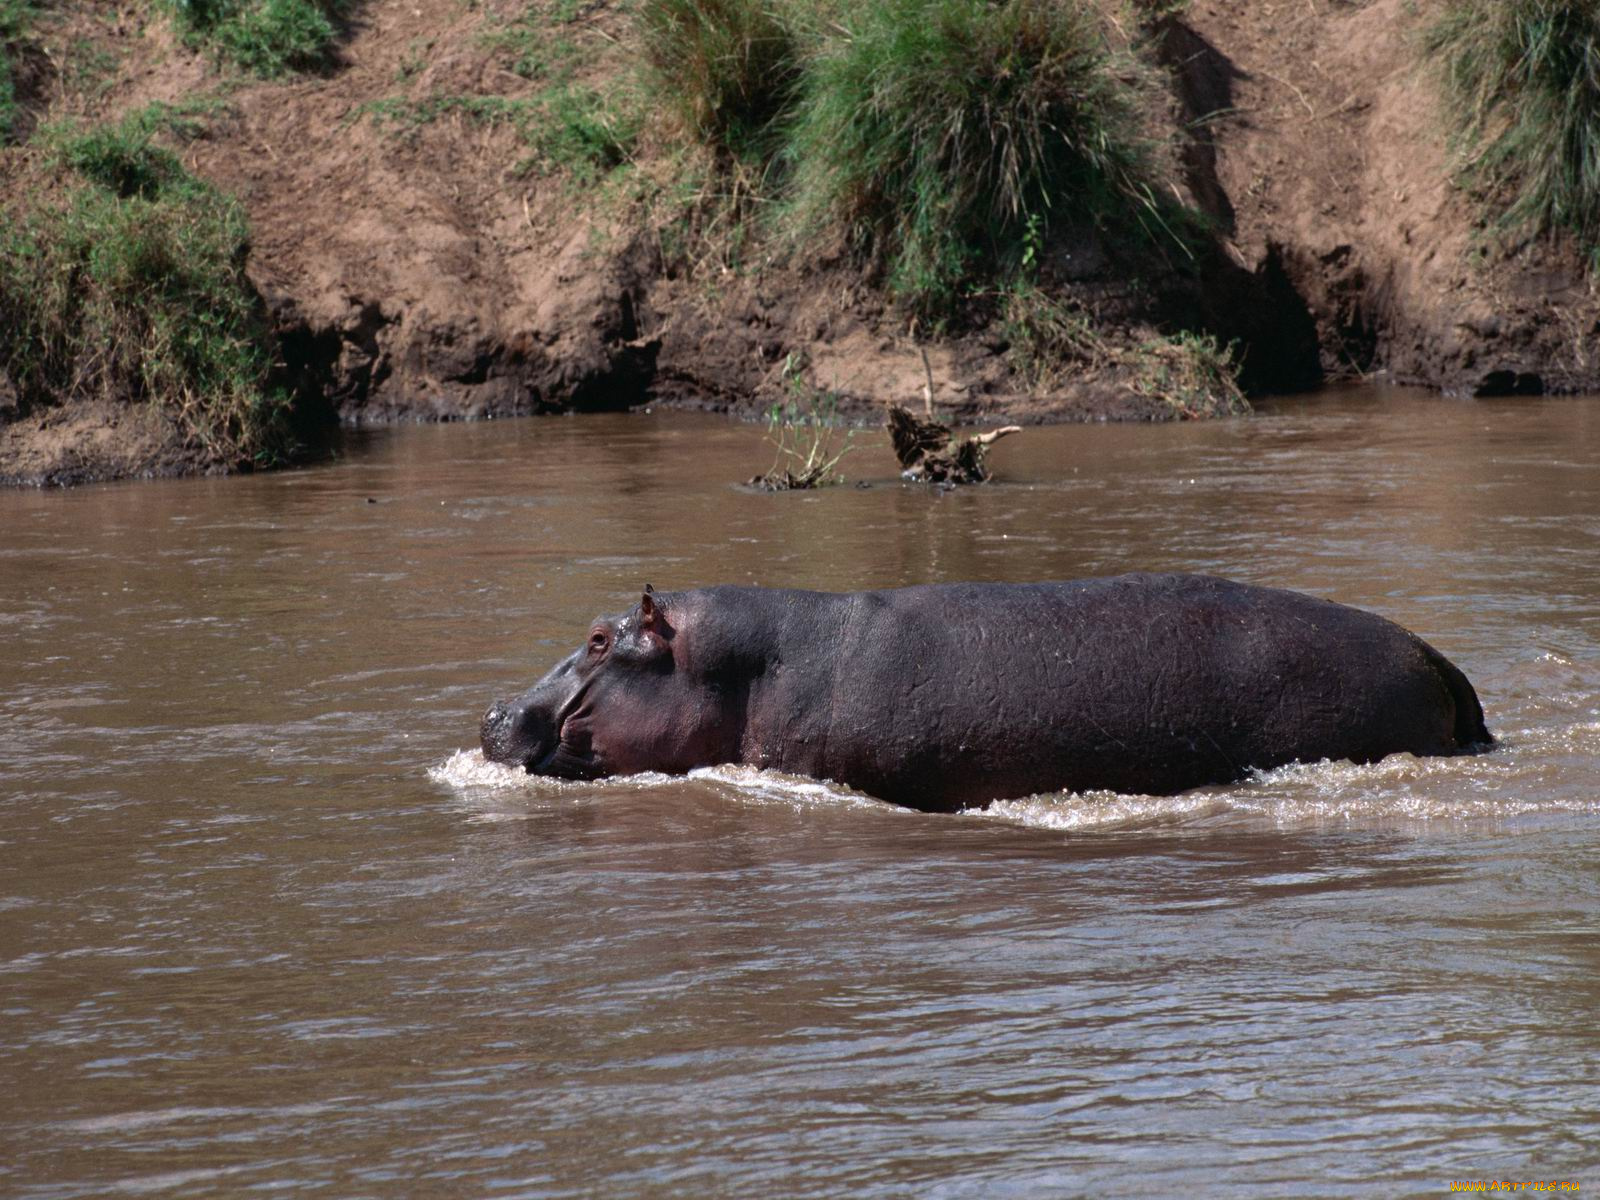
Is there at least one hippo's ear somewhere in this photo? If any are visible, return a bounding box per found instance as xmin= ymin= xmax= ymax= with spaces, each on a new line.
xmin=635 ymin=588 xmax=672 ymax=659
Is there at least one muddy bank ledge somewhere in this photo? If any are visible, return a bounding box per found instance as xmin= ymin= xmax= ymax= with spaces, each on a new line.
xmin=4 ymin=0 xmax=1598 ymax=486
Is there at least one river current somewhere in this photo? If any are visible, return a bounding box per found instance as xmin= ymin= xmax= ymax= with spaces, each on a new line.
xmin=3 ymin=386 xmax=1598 ymax=1195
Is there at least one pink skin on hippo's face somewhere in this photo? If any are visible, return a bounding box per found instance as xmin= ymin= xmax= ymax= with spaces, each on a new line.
xmin=480 ymin=590 xmax=737 ymax=780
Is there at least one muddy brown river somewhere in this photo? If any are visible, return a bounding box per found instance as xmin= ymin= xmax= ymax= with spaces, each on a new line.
xmin=3 ymin=386 xmax=1598 ymax=1195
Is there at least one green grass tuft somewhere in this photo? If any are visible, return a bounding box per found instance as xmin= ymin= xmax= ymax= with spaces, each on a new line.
xmin=54 ymin=126 xmax=185 ymax=200
xmin=1428 ymin=0 xmax=1600 ymax=253
xmin=1 ymin=115 xmax=291 ymax=467
xmin=527 ymin=83 xmax=639 ymax=180
xmin=1 ymin=0 xmax=38 ymax=141
xmin=483 ymin=5 xmax=583 ymax=80
xmin=157 ymin=0 xmax=349 ymax=76
xmin=638 ymin=0 xmax=801 ymax=164
xmin=359 ymin=86 xmax=639 ymax=183
xmin=783 ymin=0 xmax=1175 ymax=315
xmin=42 ymin=100 xmax=228 ymax=196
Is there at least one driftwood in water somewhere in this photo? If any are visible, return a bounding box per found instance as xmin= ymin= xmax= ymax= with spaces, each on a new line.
xmin=886 ymin=405 xmax=1021 ymax=484
xmin=747 ymin=465 xmax=831 ymax=492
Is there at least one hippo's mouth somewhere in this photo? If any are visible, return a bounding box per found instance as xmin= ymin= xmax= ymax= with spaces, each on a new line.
xmin=537 ymin=691 xmax=604 ymax=784
xmin=531 ymin=738 xmax=602 ymax=781
xmin=527 ymin=694 xmax=603 ymax=780
xmin=482 ymin=724 xmax=597 ymax=780
xmin=479 ymin=699 xmax=578 ymax=776
xmin=480 ymin=680 xmax=604 ymax=779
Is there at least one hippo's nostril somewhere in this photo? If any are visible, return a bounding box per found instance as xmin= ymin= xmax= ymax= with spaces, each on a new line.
xmin=480 ymin=702 xmax=503 ymax=734
xmin=480 ymin=700 xmax=517 ymax=761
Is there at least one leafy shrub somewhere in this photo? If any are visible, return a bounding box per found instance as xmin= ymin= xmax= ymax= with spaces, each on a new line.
xmin=1428 ymin=0 xmax=1600 ymax=251
xmin=158 ymin=0 xmax=349 ymax=76
xmin=784 ymin=0 xmax=1173 ymax=314
xmin=0 ymin=115 xmax=289 ymax=466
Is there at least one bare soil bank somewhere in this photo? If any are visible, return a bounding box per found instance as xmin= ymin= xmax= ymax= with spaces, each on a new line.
xmin=4 ymin=0 xmax=1598 ymax=484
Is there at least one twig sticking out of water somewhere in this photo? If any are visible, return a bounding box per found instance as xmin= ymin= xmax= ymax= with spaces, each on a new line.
xmin=749 ymin=358 xmax=856 ymax=491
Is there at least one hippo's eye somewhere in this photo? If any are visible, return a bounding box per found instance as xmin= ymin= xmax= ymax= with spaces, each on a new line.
xmin=588 ymin=629 xmax=609 ymax=655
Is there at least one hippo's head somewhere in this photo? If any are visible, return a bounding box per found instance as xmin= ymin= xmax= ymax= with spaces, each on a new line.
xmin=480 ymin=587 xmax=739 ymax=779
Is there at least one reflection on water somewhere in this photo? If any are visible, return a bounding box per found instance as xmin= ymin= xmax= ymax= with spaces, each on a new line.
xmin=2 ymin=385 xmax=1599 ymax=1196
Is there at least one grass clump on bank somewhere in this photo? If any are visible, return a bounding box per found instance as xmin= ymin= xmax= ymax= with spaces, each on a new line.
xmin=785 ymin=0 xmax=1177 ymax=314
xmin=1428 ymin=0 xmax=1600 ymax=254
xmin=156 ymin=0 xmax=350 ymax=76
xmin=53 ymin=99 xmax=221 ymax=194
xmin=635 ymin=0 xmax=1190 ymax=314
xmin=1125 ymin=331 xmax=1247 ymax=418
xmin=632 ymin=0 xmax=1231 ymax=399
xmin=0 ymin=110 xmax=290 ymax=466
xmin=639 ymin=0 xmax=800 ymax=166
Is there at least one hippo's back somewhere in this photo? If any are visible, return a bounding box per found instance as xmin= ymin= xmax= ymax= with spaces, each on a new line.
xmin=819 ymin=574 xmax=1486 ymax=809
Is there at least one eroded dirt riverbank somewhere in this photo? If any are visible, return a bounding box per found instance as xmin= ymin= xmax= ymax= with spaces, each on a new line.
xmin=4 ymin=0 xmax=1599 ymax=485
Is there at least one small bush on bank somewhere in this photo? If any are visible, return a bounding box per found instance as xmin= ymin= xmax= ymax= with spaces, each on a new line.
xmin=0 ymin=112 xmax=289 ymax=466
xmin=157 ymin=0 xmax=350 ymax=76
xmin=1428 ymin=0 xmax=1600 ymax=254
xmin=784 ymin=0 xmax=1175 ymax=315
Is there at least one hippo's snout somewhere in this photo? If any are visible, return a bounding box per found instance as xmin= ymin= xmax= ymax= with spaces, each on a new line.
xmin=479 ymin=699 xmax=515 ymax=760
xmin=480 ymin=696 xmax=556 ymax=770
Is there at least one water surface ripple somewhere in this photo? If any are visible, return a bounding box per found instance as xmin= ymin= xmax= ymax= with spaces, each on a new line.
xmin=3 ymin=387 xmax=1599 ymax=1196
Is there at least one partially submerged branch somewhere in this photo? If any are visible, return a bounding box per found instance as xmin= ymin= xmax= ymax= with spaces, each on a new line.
xmin=886 ymin=405 xmax=1020 ymax=484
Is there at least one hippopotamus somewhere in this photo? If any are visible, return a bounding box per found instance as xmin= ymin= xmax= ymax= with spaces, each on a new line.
xmin=479 ymin=574 xmax=1491 ymax=812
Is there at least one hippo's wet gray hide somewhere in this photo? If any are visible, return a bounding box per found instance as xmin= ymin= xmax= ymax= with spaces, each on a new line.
xmin=480 ymin=574 xmax=1491 ymax=812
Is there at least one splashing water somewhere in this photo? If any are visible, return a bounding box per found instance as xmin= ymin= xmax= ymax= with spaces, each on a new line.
xmin=431 ymin=717 xmax=1600 ymax=834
